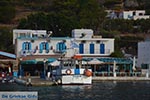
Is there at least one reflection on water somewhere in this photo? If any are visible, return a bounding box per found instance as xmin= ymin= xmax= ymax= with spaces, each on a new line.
xmin=0 ymin=81 xmax=150 ymax=100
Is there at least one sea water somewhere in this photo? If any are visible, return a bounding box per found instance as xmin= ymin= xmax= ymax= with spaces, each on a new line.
xmin=0 ymin=81 xmax=150 ymax=100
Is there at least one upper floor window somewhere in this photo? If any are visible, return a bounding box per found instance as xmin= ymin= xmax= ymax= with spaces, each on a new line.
xmin=22 ymin=42 xmax=31 ymax=50
xmin=20 ymin=33 xmax=26 ymax=38
xmin=56 ymin=42 xmax=66 ymax=53
xmin=39 ymin=42 xmax=49 ymax=53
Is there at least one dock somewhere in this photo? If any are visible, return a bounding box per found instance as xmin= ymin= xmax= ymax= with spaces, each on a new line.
xmin=92 ymin=77 xmax=150 ymax=81
xmin=13 ymin=76 xmax=150 ymax=86
xmin=14 ymin=77 xmax=55 ymax=86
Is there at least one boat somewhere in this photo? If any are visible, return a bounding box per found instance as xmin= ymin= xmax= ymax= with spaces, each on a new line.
xmin=52 ymin=55 xmax=92 ymax=85
xmin=1 ymin=72 xmax=14 ymax=83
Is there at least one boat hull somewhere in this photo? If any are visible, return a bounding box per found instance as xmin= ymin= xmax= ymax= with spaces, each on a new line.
xmin=61 ymin=75 xmax=92 ymax=85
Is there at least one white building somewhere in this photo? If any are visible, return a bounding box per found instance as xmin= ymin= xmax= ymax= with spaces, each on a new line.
xmin=106 ymin=10 xmax=150 ymax=20
xmin=13 ymin=29 xmax=114 ymax=77
xmin=137 ymin=40 xmax=150 ymax=68
xmin=13 ymin=29 xmax=114 ymax=59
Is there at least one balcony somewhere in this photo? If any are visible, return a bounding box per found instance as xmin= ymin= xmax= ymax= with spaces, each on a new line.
xmin=20 ymin=49 xmax=53 ymax=56
xmin=77 ymin=49 xmax=111 ymax=55
xmin=19 ymin=49 xmax=67 ymax=57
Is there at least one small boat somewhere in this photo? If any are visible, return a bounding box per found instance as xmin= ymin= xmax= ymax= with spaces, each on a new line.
xmin=1 ymin=72 xmax=14 ymax=83
xmin=52 ymin=55 xmax=92 ymax=85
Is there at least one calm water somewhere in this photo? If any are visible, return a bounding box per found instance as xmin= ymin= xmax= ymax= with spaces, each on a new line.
xmin=0 ymin=81 xmax=150 ymax=100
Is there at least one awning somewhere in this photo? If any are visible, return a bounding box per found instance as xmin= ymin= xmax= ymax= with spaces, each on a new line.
xmin=21 ymin=58 xmax=57 ymax=64
xmin=21 ymin=60 xmax=37 ymax=64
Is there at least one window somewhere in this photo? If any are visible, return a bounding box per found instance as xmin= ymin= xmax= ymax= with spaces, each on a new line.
xmin=56 ymin=42 xmax=66 ymax=53
xmin=39 ymin=42 xmax=49 ymax=53
xmin=22 ymin=42 xmax=31 ymax=50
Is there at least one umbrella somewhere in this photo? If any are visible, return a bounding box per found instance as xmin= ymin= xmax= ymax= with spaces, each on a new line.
xmin=49 ymin=60 xmax=60 ymax=66
xmin=70 ymin=40 xmax=79 ymax=48
xmin=87 ymin=58 xmax=104 ymax=76
xmin=87 ymin=58 xmax=104 ymax=65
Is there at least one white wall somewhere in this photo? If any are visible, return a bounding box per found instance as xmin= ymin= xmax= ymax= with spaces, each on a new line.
xmin=14 ymin=29 xmax=114 ymax=58
xmin=72 ymin=29 xmax=93 ymax=38
xmin=123 ymin=11 xmax=133 ymax=19
xmin=137 ymin=41 xmax=150 ymax=67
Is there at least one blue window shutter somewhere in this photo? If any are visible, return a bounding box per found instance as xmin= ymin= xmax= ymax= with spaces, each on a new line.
xmin=46 ymin=42 xmax=49 ymax=53
xmin=60 ymin=43 xmax=62 ymax=51
xmin=90 ymin=43 xmax=94 ymax=54
xmin=28 ymin=42 xmax=32 ymax=50
xmin=100 ymin=43 xmax=105 ymax=54
xmin=62 ymin=43 xmax=66 ymax=52
xmin=39 ymin=43 xmax=43 ymax=53
xmin=22 ymin=42 xmax=26 ymax=50
xmin=79 ymin=43 xmax=84 ymax=54
xmin=46 ymin=42 xmax=49 ymax=50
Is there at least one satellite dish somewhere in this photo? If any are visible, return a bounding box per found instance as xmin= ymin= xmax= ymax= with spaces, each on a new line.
xmin=47 ymin=31 xmax=53 ymax=37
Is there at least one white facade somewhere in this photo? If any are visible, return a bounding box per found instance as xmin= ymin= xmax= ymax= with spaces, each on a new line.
xmin=107 ymin=10 xmax=150 ymax=20
xmin=137 ymin=40 xmax=150 ymax=67
xmin=123 ymin=10 xmax=150 ymax=20
xmin=123 ymin=11 xmax=133 ymax=19
xmin=13 ymin=29 xmax=114 ymax=60
xmin=72 ymin=29 xmax=93 ymax=38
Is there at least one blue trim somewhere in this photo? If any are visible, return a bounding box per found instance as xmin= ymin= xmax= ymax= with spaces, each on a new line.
xmin=28 ymin=42 xmax=32 ymax=50
xmin=90 ymin=43 xmax=94 ymax=54
xmin=74 ymin=69 xmax=80 ymax=75
xmin=46 ymin=42 xmax=49 ymax=53
xmin=22 ymin=42 xmax=26 ymax=50
xmin=47 ymin=58 xmax=56 ymax=63
xmin=100 ymin=43 xmax=105 ymax=54
xmin=79 ymin=43 xmax=84 ymax=54
xmin=56 ymin=42 xmax=66 ymax=53
xmin=21 ymin=60 xmax=37 ymax=64
xmin=39 ymin=43 xmax=43 ymax=53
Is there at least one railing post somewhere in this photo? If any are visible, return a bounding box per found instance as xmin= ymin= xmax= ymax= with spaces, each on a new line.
xmin=113 ymin=61 xmax=116 ymax=77
xmin=146 ymin=64 xmax=150 ymax=78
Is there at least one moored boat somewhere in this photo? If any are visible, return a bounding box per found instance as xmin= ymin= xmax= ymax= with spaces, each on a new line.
xmin=53 ymin=55 xmax=92 ymax=85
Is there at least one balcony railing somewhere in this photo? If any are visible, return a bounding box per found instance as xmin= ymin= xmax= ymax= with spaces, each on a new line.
xmin=94 ymin=72 xmax=142 ymax=77
xmin=76 ymin=49 xmax=111 ymax=55
xmin=20 ymin=49 xmax=62 ymax=56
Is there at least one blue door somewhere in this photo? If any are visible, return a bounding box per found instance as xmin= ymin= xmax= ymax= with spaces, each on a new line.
xmin=79 ymin=43 xmax=84 ymax=54
xmin=100 ymin=43 xmax=105 ymax=54
xmin=90 ymin=43 xmax=94 ymax=54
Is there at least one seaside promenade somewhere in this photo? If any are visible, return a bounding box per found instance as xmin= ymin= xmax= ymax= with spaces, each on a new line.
xmin=12 ymin=76 xmax=150 ymax=86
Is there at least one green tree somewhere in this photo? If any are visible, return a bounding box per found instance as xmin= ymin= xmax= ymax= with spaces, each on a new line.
xmin=110 ymin=50 xmax=124 ymax=58
xmin=0 ymin=27 xmax=14 ymax=53
xmin=17 ymin=0 xmax=106 ymax=36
